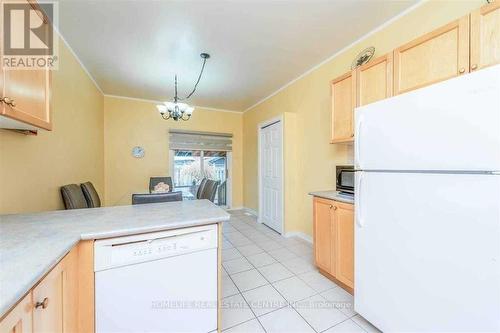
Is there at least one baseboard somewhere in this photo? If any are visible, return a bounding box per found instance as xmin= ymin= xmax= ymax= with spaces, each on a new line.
xmin=284 ymin=231 xmax=312 ymax=244
xmin=226 ymin=206 xmax=244 ymax=211
xmin=243 ymin=207 xmax=258 ymax=217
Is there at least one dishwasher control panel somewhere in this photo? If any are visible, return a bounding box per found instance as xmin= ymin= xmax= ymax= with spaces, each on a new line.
xmin=94 ymin=224 xmax=218 ymax=271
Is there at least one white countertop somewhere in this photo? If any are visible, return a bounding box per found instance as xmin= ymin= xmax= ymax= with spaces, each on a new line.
xmin=309 ymin=190 xmax=355 ymax=204
xmin=0 ymin=200 xmax=229 ymax=318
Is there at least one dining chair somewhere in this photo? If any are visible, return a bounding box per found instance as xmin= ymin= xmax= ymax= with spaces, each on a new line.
xmin=132 ymin=191 xmax=183 ymax=205
xmin=196 ymin=178 xmax=208 ymax=199
xmin=199 ymin=180 xmax=219 ymax=203
xmin=149 ymin=176 xmax=173 ymax=193
xmin=61 ymin=184 xmax=89 ymax=209
xmin=80 ymin=181 xmax=101 ymax=208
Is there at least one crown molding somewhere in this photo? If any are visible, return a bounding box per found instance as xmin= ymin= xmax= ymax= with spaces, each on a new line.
xmin=104 ymin=94 xmax=242 ymax=114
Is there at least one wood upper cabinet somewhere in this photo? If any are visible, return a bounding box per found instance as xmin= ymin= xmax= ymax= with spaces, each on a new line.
xmin=393 ymin=15 xmax=470 ymax=95
xmin=0 ymin=293 xmax=32 ymax=333
xmin=356 ymin=53 xmax=393 ymax=107
xmin=470 ymin=1 xmax=500 ymax=72
xmin=0 ymin=0 xmax=52 ymax=131
xmin=313 ymin=197 xmax=354 ymax=293
xmin=313 ymin=197 xmax=333 ymax=273
xmin=333 ymin=202 xmax=354 ymax=289
xmin=32 ymin=247 xmax=78 ymax=333
xmin=331 ymin=71 xmax=356 ymax=143
xmin=1 ymin=69 xmax=52 ymax=130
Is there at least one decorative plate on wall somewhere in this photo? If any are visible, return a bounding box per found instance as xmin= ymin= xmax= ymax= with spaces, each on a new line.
xmin=351 ymin=47 xmax=375 ymax=70
xmin=132 ymin=146 xmax=145 ymax=158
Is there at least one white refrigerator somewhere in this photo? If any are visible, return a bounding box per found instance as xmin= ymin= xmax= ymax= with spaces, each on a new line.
xmin=354 ymin=64 xmax=500 ymax=332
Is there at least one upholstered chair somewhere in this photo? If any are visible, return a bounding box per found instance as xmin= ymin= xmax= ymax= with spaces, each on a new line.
xmin=132 ymin=191 xmax=183 ymax=205
xmin=149 ymin=177 xmax=173 ymax=193
xmin=61 ymin=184 xmax=89 ymax=209
xmin=196 ymin=178 xmax=208 ymax=199
xmin=80 ymin=182 xmax=101 ymax=208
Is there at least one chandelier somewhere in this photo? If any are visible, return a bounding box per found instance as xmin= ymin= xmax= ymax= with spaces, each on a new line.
xmin=156 ymin=53 xmax=210 ymax=121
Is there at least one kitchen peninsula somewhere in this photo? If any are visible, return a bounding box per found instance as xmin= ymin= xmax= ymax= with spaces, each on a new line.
xmin=0 ymin=200 xmax=229 ymax=333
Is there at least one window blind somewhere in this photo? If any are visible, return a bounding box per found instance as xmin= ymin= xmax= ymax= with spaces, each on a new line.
xmin=169 ymin=129 xmax=233 ymax=151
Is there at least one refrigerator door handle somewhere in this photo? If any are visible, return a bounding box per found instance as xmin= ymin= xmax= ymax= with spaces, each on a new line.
xmin=355 ymin=116 xmax=364 ymax=169
xmin=356 ymin=172 xmax=364 ymax=228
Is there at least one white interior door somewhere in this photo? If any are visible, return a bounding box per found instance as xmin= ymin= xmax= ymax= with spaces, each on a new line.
xmin=259 ymin=120 xmax=283 ymax=233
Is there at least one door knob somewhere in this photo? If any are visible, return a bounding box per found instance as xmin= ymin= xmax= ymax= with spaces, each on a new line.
xmin=35 ymin=297 xmax=49 ymax=309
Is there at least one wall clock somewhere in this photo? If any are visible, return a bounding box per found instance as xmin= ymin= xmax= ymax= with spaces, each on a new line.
xmin=132 ymin=146 xmax=145 ymax=158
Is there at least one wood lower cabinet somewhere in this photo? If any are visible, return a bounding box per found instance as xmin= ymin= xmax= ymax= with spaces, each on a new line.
xmin=313 ymin=197 xmax=334 ymax=273
xmin=0 ymin=244 xmax=90 ymax=333
xmin=330 ymin=71 xmax=356 ymax=143
xmin=0 ymin=294 xmax=32 ymax=333
xmin=356 ymin=53 xmax=393 ymax=107
xmin=313 ymin=197 xmax=354 ymax=293
xmin=333 ymin=203 xmax=354 ymax=289
xmin=470 ymin=1 xmax=500 ymax=72
xmin=32 ymin=246 xmax=78 ymax=333
xmin=393 ymin=15 xmax=470 ymax=95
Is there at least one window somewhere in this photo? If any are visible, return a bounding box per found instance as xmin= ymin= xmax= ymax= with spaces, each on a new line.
xmin=173 ymin=150 xmax=228 ymax=206
xmin=169 ymin=130 xmax=232 ymax=207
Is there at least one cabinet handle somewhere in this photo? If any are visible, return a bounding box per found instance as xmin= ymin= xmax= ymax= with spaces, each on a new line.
xmin=471 ymin=64 xmax=478 ymax=71
xmin=1 ymin=97 xmax=15 ymax=107
xmin=35 ymin=297 xmax=49 ymax=309
xmin=332 ymin=206 xmax=337 ymax=210
xmin=458 ymin=68 xmax=465 ymax=74
xmin=350 ymin=133 xmax=354 ymax=138
xmin=329 ymin=205 xmax=333 ymax=209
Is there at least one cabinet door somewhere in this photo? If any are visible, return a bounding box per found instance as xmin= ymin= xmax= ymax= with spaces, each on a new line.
xmin=313 ymin=197 xmax=334 ymax=273
xmin=0 ymin=0 xmax=52 ymax=130
xmin=331 ymin=71 xmax=356 ymax=143
xmin=32 ymin=247 xmax=78 ymax=333
xmin=32 ymin=261 xmax=63 ymax=333
xmin=0 ymin=293 xmax=32 ymax=333
xmin=470 ymin=1 xmax=500 ymax=72
xmin=356 ymin=53 xmax=393 ymax=107
xmin=394 ymin=15 xmax=469 ymax=95
xmin=334 ymin=202 xmax=354 ymax=289
xmin=1 ymin=68 xmax=52 ymax=130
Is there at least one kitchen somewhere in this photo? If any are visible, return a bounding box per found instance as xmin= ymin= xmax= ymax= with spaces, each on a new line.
xmin=1 ymin=0 xmax=500 ymax=332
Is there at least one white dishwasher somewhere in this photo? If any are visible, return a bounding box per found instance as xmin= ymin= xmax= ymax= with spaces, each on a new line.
xmin=94 ymin=224 xmax=218 ymax=333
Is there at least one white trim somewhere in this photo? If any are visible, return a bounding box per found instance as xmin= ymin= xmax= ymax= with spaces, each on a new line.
xmin=285 ymin=232 xmax=313 ymax=244
xmin=258 ymin=115 xmax=285 ymax=234
xmin=54 ymin=26 xmax=103 ymax=94
xmin=242 ymin=0 xmax=426 ymax=113
xmin=104 ymin=94 xmax=242 ymax=114
xmin=226 ymin=152 xmax=233 ymax=209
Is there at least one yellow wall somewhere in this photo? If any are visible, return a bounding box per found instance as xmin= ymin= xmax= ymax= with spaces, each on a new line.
xmin=0 ymin=42 xmax=104 ymax=214
xmin=242 ymin=0 xmax=484 ymax=236
xmin=103 ymin=96 xmax=243 ymax=207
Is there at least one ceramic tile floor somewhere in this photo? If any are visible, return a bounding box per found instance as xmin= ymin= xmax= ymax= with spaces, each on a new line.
xmin=221 ymin=210 xmax=381 ymax=333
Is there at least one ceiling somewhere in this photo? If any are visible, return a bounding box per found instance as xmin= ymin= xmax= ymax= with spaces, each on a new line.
xmin=58 ymin=0 xmax=418 ymax=111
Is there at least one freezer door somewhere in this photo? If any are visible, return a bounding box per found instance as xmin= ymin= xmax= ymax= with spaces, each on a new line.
xmin=355 ymin=171 xmax=500 ymax=332
xmin=355 ymin=64 xmax=500 ymax=171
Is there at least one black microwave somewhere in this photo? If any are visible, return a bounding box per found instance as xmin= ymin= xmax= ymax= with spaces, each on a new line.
xmin=336 ymin=165 xmax=355 ymax=194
